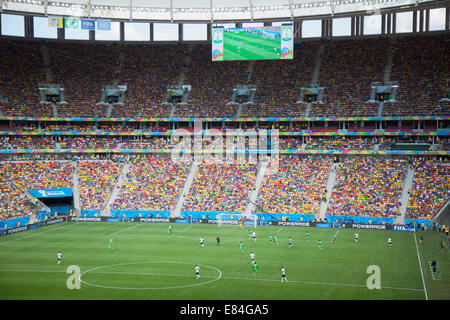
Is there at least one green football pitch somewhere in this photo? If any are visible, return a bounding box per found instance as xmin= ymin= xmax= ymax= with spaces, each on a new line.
xmin=0 ymin=221 xmax=448 ymax=300
xmin=223 ymin=31 xmax=282 ymax=61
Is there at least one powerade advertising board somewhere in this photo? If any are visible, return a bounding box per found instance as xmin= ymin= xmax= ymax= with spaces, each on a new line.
xmin=212 ymin=24 xmax=293 ymax=61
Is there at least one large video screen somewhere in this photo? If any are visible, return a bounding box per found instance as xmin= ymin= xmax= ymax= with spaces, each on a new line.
xmin=212 ymin=24 xmax=293 ymax=61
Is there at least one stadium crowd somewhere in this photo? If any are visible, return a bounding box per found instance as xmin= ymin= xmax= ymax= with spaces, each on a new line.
xmin=77 ymin=160 xmax=123 ymax=210
xmin=0 ymin=174 xmax=34 ymax=220
xmin=255 ymin=156 xmax=331 ymax=215
xmin=406 ymin=158 xmax=450 ymax=219
xmin=327 ymin=157 xmax=407 ymax=217
xmin=182 ymin=161 xmax=258 ymax=212
xmin=112 ymin=155 xmax=191 ymax=211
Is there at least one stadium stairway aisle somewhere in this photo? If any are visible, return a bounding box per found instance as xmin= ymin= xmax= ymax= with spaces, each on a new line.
xmin=396 ymin=165 xmax=416 ymax=224
xmin=318 ymin=162 xmax=338 ymax=220
xmin=377 ymin=102 xmax=383 ymax=117
xmin=170 ymin=104 xmax=176 ymax=118
xmin=235 ymin=103 xmax=243 ymax=118
xmin=311 ymin=43 xmax=326 ymax=85
xmin=171 ymin=160 xmax=199 ymax=218
xmin=102 ymin=161 xmax=130 ymax=216
xmin=304 ymin=103 xmax=311 ymax=117
xmin=383 ymin=40 xmax=395 ymax=83
xmin=72 ymin=164 xmax=81 ymax=214
xmin=245 ymin=160 xmax=268 ymax=216
xmin=106 ymin=104 xmax=113 ymax=117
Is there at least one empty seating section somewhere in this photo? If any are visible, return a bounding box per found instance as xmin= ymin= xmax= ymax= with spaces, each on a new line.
xmin=112 ymin=156 xmax=191 ymax=211
xmin=327 ymin=158 xmax=407 ymax=217
xmin=255 ymin=156 xmax=331 ymax=214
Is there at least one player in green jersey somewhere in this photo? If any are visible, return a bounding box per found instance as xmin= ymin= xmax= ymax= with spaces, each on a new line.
xmin=305 ymin=232 xmax=310 ymax=242
xmin=268 ymin=234 xmax=273 ymax=243
xmin=248 ymin=230 xmax=252 ymax=241
xmin=109 ymin=238 xmax=113 ymax=249
xmin=239 ymin=241 xmax=244 ymax=253
xmin=332 ymin=234 xmax=336 ymax=243
xmin=273 ymin=235 xmax=278 ymax=245
xmin=318 ymin=240 xmax=323 ymax=251
xmin=252 ymin=262 xmax=258 ymax=277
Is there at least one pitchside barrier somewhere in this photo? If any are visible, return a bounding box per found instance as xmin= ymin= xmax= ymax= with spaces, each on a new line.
xmin=0 ymin=214 xmax=426 ymax=238
xmin=0 ymin=216 xmax=66 ymax=237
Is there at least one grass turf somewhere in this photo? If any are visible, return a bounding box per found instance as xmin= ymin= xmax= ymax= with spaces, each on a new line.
xmin=223 ymin=31 xmax=281 ymax=61
xmin=0 ymin=221 xmax=448 ymax=300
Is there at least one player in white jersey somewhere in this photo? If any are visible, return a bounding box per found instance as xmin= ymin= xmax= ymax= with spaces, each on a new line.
xmin=388 ymin=237 xmax=392 ymax=247
xmin=250 ymin=252 xmax=255 ymax=264
xmin=288 ymin=237 xmax=293 ymax=248
xmin=195 ymin=264 xmax=200 ymax=279
xmin=281 ymin=266 xmax=288 ymax=282
xmin=354 ymin=232 xmax=359 ymax=243
xmin=200 ymin=236 xmax=204 ymax=247
xmin=252 ymin=231 xmax=256 ymax=242
xmin=57 ymin=251 xmax=62 ymax=264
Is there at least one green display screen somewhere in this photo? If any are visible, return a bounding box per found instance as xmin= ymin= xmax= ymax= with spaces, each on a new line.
xmin=212 ymin=24 xmax=294 ymax=61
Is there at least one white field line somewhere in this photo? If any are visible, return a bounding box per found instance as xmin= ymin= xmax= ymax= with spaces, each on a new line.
xmin=110 ymin=223 xmax=142 ymax=236
xmin=0 ymin=268 xmax=424 ymax=292
xmin=413 ymin=231 xmax=428 ymax=300
xmin=0 ymin=223 xmax=76 ymax=247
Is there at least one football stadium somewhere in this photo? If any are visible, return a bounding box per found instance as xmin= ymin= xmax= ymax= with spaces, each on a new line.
xmin=0 ymin=0 xmax=449 ymax=307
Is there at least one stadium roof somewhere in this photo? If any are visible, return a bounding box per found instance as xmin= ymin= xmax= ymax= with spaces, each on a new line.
xmin=0 ymin=0 xmax=440 ymax=22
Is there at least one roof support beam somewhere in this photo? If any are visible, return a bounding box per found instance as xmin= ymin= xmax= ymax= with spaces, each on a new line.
xmin=289 ymin=0 xmax=294 ymax=19
xmin=249 ymin=0 xmax=254 ymax=21
xmin=129 ymin=0 xmax=132 ymax=20
xmin=210 ymin=0 xmax=214 ymax=22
